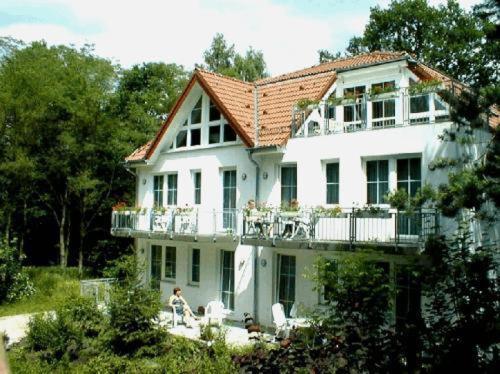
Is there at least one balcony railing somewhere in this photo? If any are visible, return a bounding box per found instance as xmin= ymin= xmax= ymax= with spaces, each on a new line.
xmin=292 ymin=88 xmax=450 ymax=138
xmin=242 ymin=207 xmax=438 ymax=246
xmin=111 ymin=208 xmax=240 ymax=237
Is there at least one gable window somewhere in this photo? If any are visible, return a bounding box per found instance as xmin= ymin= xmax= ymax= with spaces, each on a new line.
xmin=209 ymin=125 xmax=221 ymax=144
xmin=326 ymin=163 xmax=339 ymax=204
xmin=209 ymin=99 xmax=221 ymax=122
xmin=190 ymin=128 xmax=201 ymax=146
xmin=176 ymin=130 xmax=187 ymax=148
xmin=190 ymin=248 xmax=200 ymax=284
xmin=220 ymin=250 xmax=235 ymax=310
xmin=343 ymin=85 xmax=365 ymax=128
xmin=191 ymin=97 xmax=202 ymax=124
xmin=193 ymin=171 xmax=201 ymax=205
xmin=281 ymin=165 xmax=297 ymax=206
xmin=167 ymin=174 xmax=177 ymax=205
xmin=153 ymin=176 xmax=164 ymax=208
xmin=366 ymin=160 xmax=389 ymax=204
xmin=164 ymin=246 xmax=176 ymax=280
xmin=371 ymin=81 xmax=396 ymax=128
xmin=223 ymin=123 xmax=237 ymax=142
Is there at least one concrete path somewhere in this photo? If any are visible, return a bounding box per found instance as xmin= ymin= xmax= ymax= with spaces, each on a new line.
xmin=0 ymin=314 xmax=33 ymax=348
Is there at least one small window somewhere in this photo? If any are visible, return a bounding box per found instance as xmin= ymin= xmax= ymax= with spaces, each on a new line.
xmin=167 ymin=174 xmax=177 ymax=205
xmin=176 ymin=130 xmax=187 ymax=148
xmin=194 ymin=172 xmax=201 ymax=205
xmin=209 ymin=125 xmax=221 ymax=144
xmin=366 ymin=160 xmax=389 ymax=204
xmin=191 ymin=248 xmax=200 ymax=284
xmin=164 ymin=246 xmax=176 ymax=279
xmin=326 ymin=163 xmax=339 ymax=204
xmin=190 ymin=128 xmax=201 ymax=146
xmin=191 ymin=97 xmax=202 ymax=124
xmin=223 ymin=124 xmax=237 ymax=142
xmin=153 ymin=176 xmax=164 ymax=208
xmin=209 ymin=99 xmax=221 ymax=122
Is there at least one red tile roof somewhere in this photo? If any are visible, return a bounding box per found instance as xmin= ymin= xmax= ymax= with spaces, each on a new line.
xmin=126 ymin=51 xmax=465 ymax=162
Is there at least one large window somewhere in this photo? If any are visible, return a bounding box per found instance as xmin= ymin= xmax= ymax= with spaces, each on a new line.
xmin=191 ymin=248 xmax=200 ymax=284
xmin=397 ymin=158 xmax=421 ymax=235
xmin=193 ymin=171 xmax=201 ymax=205
xmin=220 ymin=250 xmax=235 ymax=310
xmin=191 ymin=97 xmax=202 ymax=124
xmin=164 ymin=246 xmax=176 ymax=280
xmin=326 ymin=163 xmax=339 ymax=204
xmin=343 ymin=85 xmax=365 ymax=127
xmin=277 ymin=254 xmax=296 ymax=317
xmin=366 ymin=160 xmax=389 ymax=204
xmin=153 ymin=175 xmax=164 ymax=208
xmin=371 ymin=81 xmax=396 ymax=128
xmin=222 ymin=170 xmax=237 ymax=229
xmin=281 ymin=165 xmax=297 ymax=206
xmin=167 ymin=174 xmax=177 ymax=205
xmin=150 ymin=245 xmax=162 ymax=289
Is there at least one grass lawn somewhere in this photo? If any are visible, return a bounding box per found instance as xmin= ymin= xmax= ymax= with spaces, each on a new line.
xmin=0 ymin=267 xmax=81 ymax=317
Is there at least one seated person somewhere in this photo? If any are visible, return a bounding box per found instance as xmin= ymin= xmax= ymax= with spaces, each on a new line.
xmin=246 ymin=199 xmax=264 ymax=236
xmin=168 ymin=287 xmax=198 ymax=327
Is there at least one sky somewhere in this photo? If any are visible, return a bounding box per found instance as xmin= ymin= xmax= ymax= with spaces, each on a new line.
xmin=0 ymin=0 xmax=482 ymax=76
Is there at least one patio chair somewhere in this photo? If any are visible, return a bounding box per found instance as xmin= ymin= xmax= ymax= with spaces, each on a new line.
xmin=272 ymin=303 xmax=290 ymax=339
xmin=205 ymin=301 xmax=225 ymax=326
xmin=165 ymin=305 xmax=185 ymax=327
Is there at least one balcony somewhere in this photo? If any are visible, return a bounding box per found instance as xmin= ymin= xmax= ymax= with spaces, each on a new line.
xmin=242 ymin=207 xmax=438 ymax=251
xmin=111 ymin=208 xmax=240 ymax=242
xmin=291 ymin=87 xmax=449 ymax=138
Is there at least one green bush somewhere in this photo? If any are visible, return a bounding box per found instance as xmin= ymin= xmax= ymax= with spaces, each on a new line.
xmin=0 ymin=241 xmax=34 ymax=303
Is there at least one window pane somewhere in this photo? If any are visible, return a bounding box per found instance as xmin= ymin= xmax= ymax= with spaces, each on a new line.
xmin=176 ymin=130 xmax=187 ymax=148
xmin=328 ymin=105 xmax=336 ymax=119
xmin=379 ymin=182 xmax=389 ymax=203
xmin=367 ymin=183 xmax=378 ymax=204
xmin=410 ymin=95 xmax=429 ymax=113
xmin=281 ymin=166 xmax=297 ymax=205
xmin=372 ymin=101 xmax=383 ymax=119
xmin=153 ymin=176 xmax=163 ymax=207
xmin=191 ymin=97 xmax=202 ymax=124
xmin=194 ymin=172 xmax=201 ymax=205
xmin=326 ymin=184 xmax=339 ymax=204
xmin=384 ymin=100 xmax=395 ymax=117
xmin=223 ymin=124 xmax=237 ymax=142
xmin=410 ymin=158 xmax=421 ymax=180
xmin=209 ymin=125 xmax=220 ymax=144
xmin=209 ymin=100 xmax=221 ymax=121
xmin=434 ymin=96 xmax=446 ymax=110
xmin=366 ymin=161 xmax=377 ymax=182
xmin=150 ymin=245 xmax=162 ymax=289
xmin=326 ymin=163 xmax=339 ymax=183
xmin=164 ymin=246 xmax=176 ymax=279
xmin=397 ymin=159 xmax=409 ymax=181
xmin=167 ymin=174 xmax=177 ymax=205
xmin=379 ymin=160 xmax=388 ymax=182
xmin=190 ymin=128 xmax=201 ymax=146
xmin=344 ymin=106 xmax=354 ymax=122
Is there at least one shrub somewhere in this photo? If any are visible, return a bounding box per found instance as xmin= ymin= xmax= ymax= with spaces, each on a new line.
xmin=0 ymin=241 xmax=34 ymax=303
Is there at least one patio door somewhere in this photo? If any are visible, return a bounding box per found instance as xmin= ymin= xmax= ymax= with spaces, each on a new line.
xmin=277 ymin=254 xmax=296 ymax=317
xmin=220 ymin=250 xmax=235 ymax=310
xmin=222 ymin=170 xmax=237 ymax=230
xmin=397 ymin=158 xmax=421 ymax=236
xmin=150 ymin=245 xmax=162 ymax=290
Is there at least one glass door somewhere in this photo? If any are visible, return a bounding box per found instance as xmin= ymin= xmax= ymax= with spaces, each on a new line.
xmin=222 ymin=170 xmax=237 ymax=230
xmin=220 ymin=250 xmax=235 ymax=310
xmin=150 ymin=245 xmax=162 ymax=290
xmin=277 ymin=254 xmax=296 ymax=317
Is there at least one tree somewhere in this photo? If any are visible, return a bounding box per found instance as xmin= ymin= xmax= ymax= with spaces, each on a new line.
xmin=200 ymin=33 xmax=268 ymax=82
xmin=114 ymin=62 xmax=189 ymax=145
xmin=320 ymin=0 xmax=499 ymax=87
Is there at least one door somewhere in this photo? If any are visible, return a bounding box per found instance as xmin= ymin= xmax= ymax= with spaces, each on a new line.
xmin=223 ymin=170 xmax=237 ymax=230
xmin=220 ymin=250 xmax=235 ymax=310
xmin=277 ymin=254 xmax=296 ymax=317
xmin=150 ymin=245 xmax=162 ymax=290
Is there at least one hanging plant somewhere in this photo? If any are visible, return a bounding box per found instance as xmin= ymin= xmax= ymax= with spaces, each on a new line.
xmin=408 ymin=79 xmax=441 ymax=95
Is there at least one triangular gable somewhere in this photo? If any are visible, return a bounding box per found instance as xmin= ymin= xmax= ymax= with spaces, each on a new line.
xmin=144 ymin=70 xmax=255 ymax=161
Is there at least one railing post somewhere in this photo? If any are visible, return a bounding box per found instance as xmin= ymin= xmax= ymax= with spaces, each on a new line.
xmin=349 ymin=208 xmax=355 ymax=249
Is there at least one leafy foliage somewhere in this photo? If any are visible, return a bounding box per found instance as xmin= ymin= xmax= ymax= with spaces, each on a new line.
xmin=0 ymin=241 xmax=34 ymax=303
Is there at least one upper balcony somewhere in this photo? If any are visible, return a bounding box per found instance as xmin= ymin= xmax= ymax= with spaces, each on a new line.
xmin=291 ymin=83 xmax=449 ymax=138
xmin=111 ymin=206 xmax=439 ymax=252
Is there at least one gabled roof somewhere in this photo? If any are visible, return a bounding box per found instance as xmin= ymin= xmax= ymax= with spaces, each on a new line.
xmin=126 ymin=51 xmax=464 ymax=162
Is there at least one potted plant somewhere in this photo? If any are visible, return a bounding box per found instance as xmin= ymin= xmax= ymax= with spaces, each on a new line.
xmin=314 ymin=206 xmax=344 ymax=217
xmin=296 ymin=98 xmax=320 ymax=111
xmin=354 ymin=205 xmax=390 ymax=218
xmin=369 ymin=85 xmax=398 ymax=100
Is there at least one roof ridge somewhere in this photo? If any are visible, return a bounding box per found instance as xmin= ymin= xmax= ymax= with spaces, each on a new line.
xmin=195 ymin=67 xmax=254 ymax=86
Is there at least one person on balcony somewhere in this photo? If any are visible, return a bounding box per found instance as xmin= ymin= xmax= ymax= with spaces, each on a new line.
xmin=168 ymin=287 xmax=199 ymax=327
xmin=246 ymin=199 xmax=264 ymax=236
xmin=282 ymin=199 xmax=300 ymax=238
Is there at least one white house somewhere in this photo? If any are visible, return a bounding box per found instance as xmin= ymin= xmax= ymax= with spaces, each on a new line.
xmin=112 ymin=51 xmax=495 ymax=327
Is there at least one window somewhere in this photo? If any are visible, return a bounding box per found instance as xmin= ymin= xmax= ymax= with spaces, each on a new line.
xmin=397 ymin=158 xmax=421 ymax=235
xmin=326 ymin=163 xmax=339 ymax=204
xmin=223 ymin=123 xmax=237 ymax=142
xmin=343 ymin=85 xmax=365 ymax=125
xmin=190 ymin=128 xmax=201 ymax=146
xmin=220 ymin=250 xmax=235 ymax=310
xmin=281 ymin=165 xmax=297 ymax=206
xmin=193 ymin=171 xmax=201 ymax=205
xmin=209 ymin=99 xmax=221 ymax=122
xmin=150 ymin=245 xmax=162 ymax=289
xmin=366 ymin=160 xmax=389 ymax=204
xmin=153 ymin=176 xmax=164 ymax=208
xmin=410 ymin=95 xmax=429 ymax=113
xmin=176 ymin=130 xmax=187 ymax=148
xmin=191 ymin=97 xmax=202 ymax=124
xmin=209 ymin=125 xmax=221 ymax=144
xmin=277 ymin=254 xmax=296 ymax=317
xmin=327 ymin=90 xmax=336 ymax=119
xmin=167 ymin=174 xmax=177 ymax=205
xmin=396 ymin=265 xmax=421 ymax=330
xmin=191 ymin=248 xmax=200 ymax=284
xmin=223 ymin=170 xmax=237 ymax=229
xmin=372 ymin=82 xmax=396 ymax=128
xmin=164 ymin=246 xmax=176 ymax=279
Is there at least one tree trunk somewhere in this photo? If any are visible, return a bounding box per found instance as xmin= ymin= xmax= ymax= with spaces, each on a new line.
xmin=78 ymin=218 xmax=85 ymax=275
xmin=19 ymin=199 xmax=27 ymax=258
xmin=4 ymin=211 xmax=11 ymax=245
xmin=59 ymin=203 xmax=67 ymax=268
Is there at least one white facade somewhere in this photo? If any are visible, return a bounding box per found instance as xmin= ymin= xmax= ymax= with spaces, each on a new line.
xmin=115 ymin=60 xmax=493 ymax=326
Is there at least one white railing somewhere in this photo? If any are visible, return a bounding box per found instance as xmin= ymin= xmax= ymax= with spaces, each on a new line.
xmin=80 ymin=278 xmax=116 ymax=305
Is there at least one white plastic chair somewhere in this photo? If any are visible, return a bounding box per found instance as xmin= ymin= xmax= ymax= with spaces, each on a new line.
xmin=272 ymin=303 xmax=290 ymax=339
xmin=165 ymin=305 xmax=184 ymax=327
xmin=205 ymin=301 xmax=225 ymax=326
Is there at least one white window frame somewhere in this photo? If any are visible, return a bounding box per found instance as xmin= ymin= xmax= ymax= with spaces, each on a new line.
xmin=192 ymin=170 xmax=202 ymax=205
xmin=166 ymin=173 xmax=178 ymax=206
